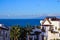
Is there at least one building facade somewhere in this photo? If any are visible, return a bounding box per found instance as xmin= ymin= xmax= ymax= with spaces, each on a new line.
xmin=40 ymin=17 xmax=60 ymax=40
xmin=27 ymin=17 xmax=60 ymax=40
xmin=0 ymin=24 xmax=10 ymax=40
xmin=26 ymin=27 xmax=42 ymax=40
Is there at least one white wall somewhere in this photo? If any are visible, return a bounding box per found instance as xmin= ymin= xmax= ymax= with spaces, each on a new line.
xmin=51 ymin=21 xmax=60 ymax=31
xmin=40 ymin=18 xmax=60 ymax=40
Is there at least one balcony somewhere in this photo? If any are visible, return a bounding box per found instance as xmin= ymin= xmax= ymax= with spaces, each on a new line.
xmin=49 ymin=27 xmax=58 ymax=33
xmin=58 ymin=28 xmax=60 ymax=31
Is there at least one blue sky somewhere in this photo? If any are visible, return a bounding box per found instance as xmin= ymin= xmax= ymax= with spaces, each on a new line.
xmin=0 ymin=0 xmax=60 ymax=19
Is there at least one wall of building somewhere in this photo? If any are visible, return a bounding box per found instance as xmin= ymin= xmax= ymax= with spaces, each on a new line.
xmin=40 ymin=19 xmax=60 ymax=40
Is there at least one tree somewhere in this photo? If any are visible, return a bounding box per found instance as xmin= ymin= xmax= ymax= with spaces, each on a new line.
xmin=25 ymin=24 xmax=32 ymax=34
xmin=20 ymin=27 xmax=27 ymax=40
xmin=10 ymin=25 xmax=21 ymax=40
xmin=36 ymin=25 xmax=41 ymax=29
xmin=20 ymin=24 xmax=33 ymax=40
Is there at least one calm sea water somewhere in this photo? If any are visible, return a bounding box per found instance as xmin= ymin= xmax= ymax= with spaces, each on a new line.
xmin=0 ymin=19 xmax=42 ymax=27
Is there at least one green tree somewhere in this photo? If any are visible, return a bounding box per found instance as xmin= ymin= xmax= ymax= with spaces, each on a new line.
xmin=10 ymin=25 xmax=21 ymax=40
xmin=19 ymin=24 xmax=32 ymax=40
xmin=25 ymin=24 xmax=32 ymax=34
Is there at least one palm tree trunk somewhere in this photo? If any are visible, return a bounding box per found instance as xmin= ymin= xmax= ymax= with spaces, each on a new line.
xmin=14 ymin=36 xmax=16 ymax=40
xmin=14 ymin=37 xmax=16 ymax=40
xmin=14 ymin=33 xmax=16 ymax=40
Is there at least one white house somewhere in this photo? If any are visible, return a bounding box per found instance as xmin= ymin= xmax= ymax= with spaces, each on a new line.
xmin=40 ymin=17 xmax=60 ymax=40
xmin=27 ymin=16 xmax=60 ymax=40
xmin=0 ymin=24 xmax=10 ymax=40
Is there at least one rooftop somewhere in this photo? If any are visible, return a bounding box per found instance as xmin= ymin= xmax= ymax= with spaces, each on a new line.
xmin=0 ymin=24 xmax=9 ymax=30
xmin=46 ymin=16 xmax=60 ymax=21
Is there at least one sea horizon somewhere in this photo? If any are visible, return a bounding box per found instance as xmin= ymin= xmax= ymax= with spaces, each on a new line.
xmin=0 ymin=19 xmax=43 ymax=27
xmin=0 ymin=16 xmax=60 ymax=27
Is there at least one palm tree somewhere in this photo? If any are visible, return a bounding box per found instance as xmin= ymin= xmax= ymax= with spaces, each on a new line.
xmin=25 ymin=24 xmax=32 ymax=34
xmin=10 ymin=25 xmax=21 ymax=40
xmin=19 ymin=24 xmax=32 ymax=40
xmin=20 ymin=27 xmax=27 ymax=40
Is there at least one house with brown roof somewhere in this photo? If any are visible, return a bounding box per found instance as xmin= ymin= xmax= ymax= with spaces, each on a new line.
xmin=40 ymin=16 xmax=60 ymax=40
xmin=27 ymin=16 xmax=60 ymax=40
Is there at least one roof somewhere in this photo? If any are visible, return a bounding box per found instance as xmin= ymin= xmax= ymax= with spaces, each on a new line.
xmin=46 ymin=16 xmax=60 ymax=21
xmin=42 ymin=18 xmax=51 ymax=25
xmin=0 ymin=24 xmax=9 ymax=30
xmin=41 ymin=16 xmax=59 ymax=26
xmin=0 ymin=27 xmax=9 ymax=30
xmin=46 ymin=16 xmax=56 ymax=19
xmin=33 ymin=28 xmax=41 ymax=32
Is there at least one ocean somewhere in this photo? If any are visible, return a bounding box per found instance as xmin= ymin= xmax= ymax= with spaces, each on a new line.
xmin=0 ymin=19 xmax=42 ymax=27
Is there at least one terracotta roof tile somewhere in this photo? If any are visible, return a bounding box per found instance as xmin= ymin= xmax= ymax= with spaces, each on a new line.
xmin=46 ymin=16 xmax=60 ymax=21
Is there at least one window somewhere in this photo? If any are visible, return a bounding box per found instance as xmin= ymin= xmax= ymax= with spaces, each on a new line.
xmin=42 ymin=27 xmax=45 ymax=32
xmin=0 ymin=31 xmax=1 ymax=36
xmin=59 ymin=34 xmax=60 ymax=37
xmin=0 ymin=29 xmax=2 ymax=36
xmin=55 ymin=27 xmax=57 ymax=29
xmin=6 ymin=33 xmax=7 ymax=38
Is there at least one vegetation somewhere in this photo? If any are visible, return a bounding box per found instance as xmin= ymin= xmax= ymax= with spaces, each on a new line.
xmin=10 ymin=24 xmax=60 ymax=40
xmin=10 ymin=25 xmax=21 ymax=40
xmin=10 ymin=24 xmax=33 ymax=40
xmin=36 ymin=25 xmax=41 ymax=29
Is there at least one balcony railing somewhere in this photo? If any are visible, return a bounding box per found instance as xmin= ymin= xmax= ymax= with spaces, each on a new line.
xmin=49 ymin=27 xmax=58 ymax=33
xmin=58 ymin=28 xmax=60 ymax=31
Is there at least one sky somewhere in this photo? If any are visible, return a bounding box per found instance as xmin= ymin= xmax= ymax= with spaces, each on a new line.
xmin=0 ymin=0 xmax=60 ymax=19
